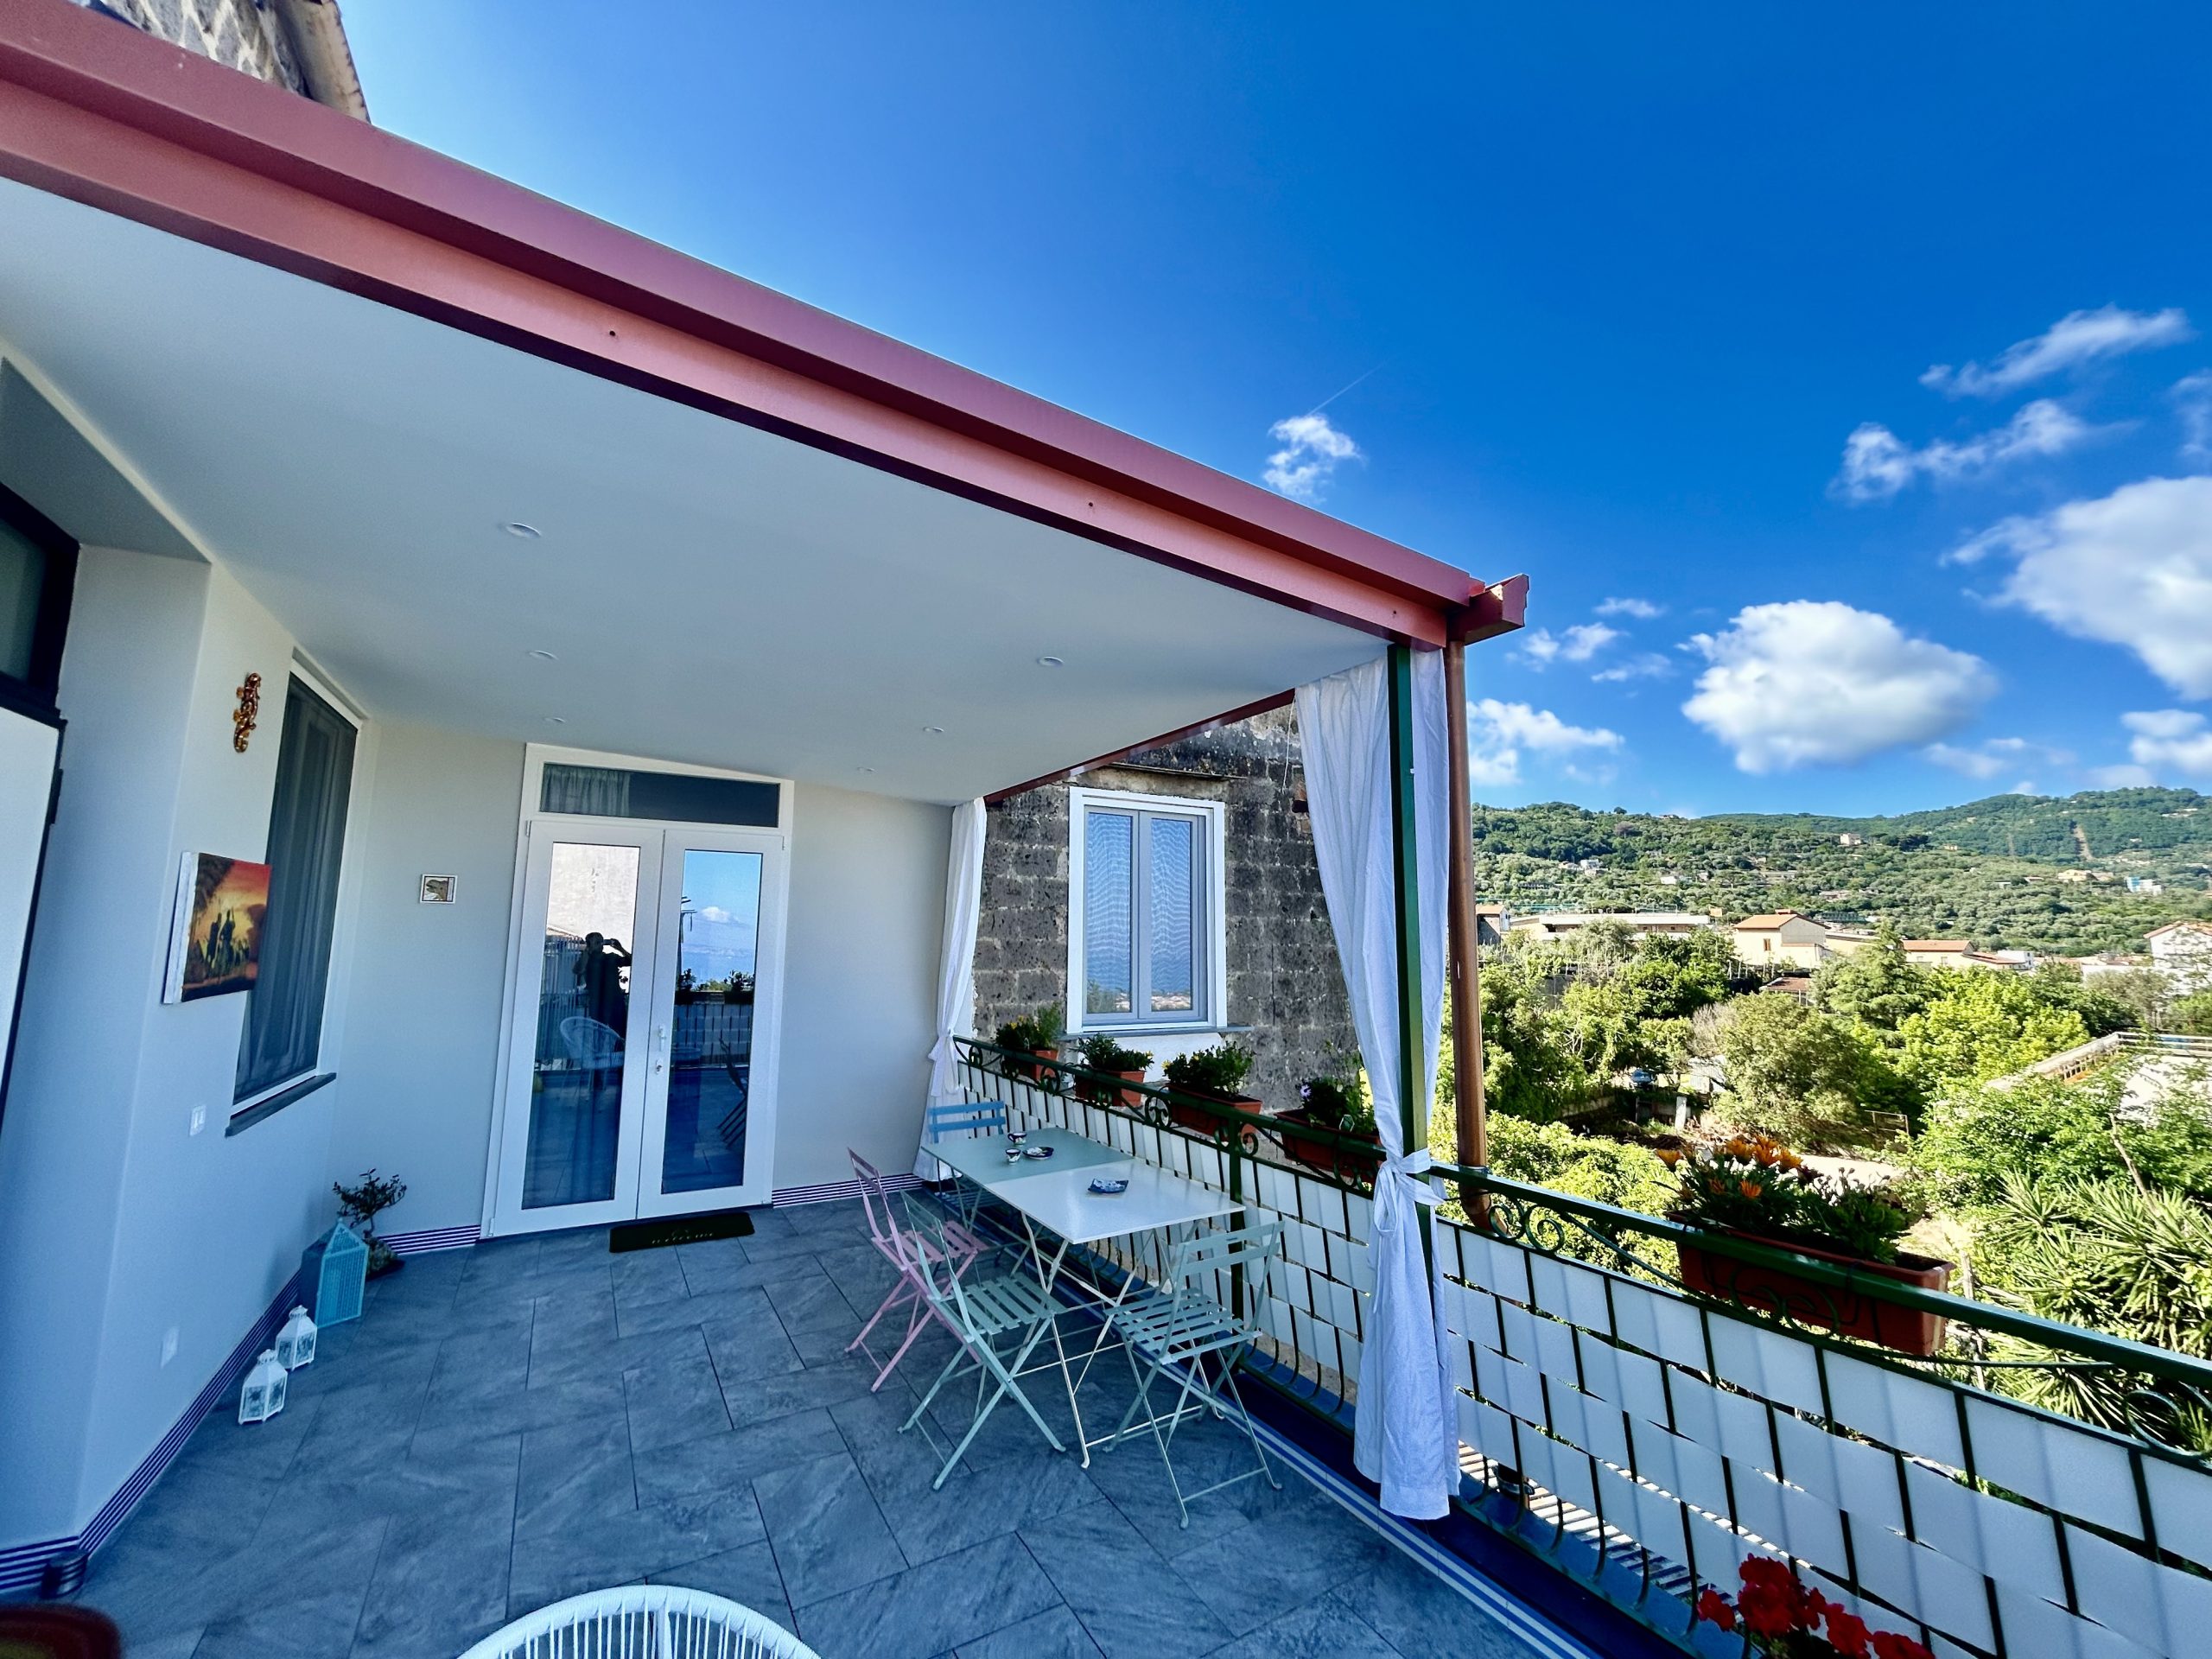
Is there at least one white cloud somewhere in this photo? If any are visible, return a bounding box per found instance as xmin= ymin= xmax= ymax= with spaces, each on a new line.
xmin=1920 ymin=305 xmax=2192 ymax=398
xmin=1955 ymin=474 xmax=2212 ymax=696
xmin=1519 ymin=622 xmax=1620 ymax=667
xmin=2087 ymin=764 xmax=2158 ymax=789
xmin=1595 ymin=597 xmax=1663 ymax=620
xmin=2123 ymin=709 xmax=2212 ymax=780
xmin=1924 ymin=736 xmax=2072 ymax=779
xmin=2175 ymin=371 xmax=2212 ymax=463
xmin=1834 ymin=399 xmax=2103 ymax=502
xmin=1682 ymin=601 xmax=1997 ymax=772
xmin=1592 ymin=652 xmax=1672 ymax=683
xmin=1262 ymin=412 xmax=1360 ymax=499
xmin=1465 ymin=698 xmax=1622 ymax=788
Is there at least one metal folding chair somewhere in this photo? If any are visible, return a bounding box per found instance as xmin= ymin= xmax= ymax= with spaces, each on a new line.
xmin=896 ymin=1198 xmax=1068 ymax=1487
xmin=846 ymin=1149 xmax=983 ymax=1391
xmin=918 ymin=1099 xmax=1007 ymax=1224
xmin=1103 ymin=1218 xmax=1284 ymax=1527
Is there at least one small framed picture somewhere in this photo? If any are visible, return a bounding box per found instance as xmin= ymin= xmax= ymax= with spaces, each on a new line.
xmin=418 ymin=874 xmax=457 ymax=905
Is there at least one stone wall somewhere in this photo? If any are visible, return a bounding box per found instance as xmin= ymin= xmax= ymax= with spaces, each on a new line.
xmin=78 ymin=0 xmax=309 ymax=94
xmin=972 ymin=705 xmax=1354 ymax=1110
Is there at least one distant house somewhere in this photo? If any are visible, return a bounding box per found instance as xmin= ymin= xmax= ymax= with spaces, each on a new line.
xmin=1509 ymin=910 xmax=1711 ymax=944
xmin=1902 ymin=940 xmax=1973 ymax=969
xmin=1838 ymin=833 xmax=1863 ymax=848
xmin=1729 ymin=911 xmax=1843 ymax=970
xmin=1475 ymin=903 xmax=1510 ymax=947
xmin=2147 ymin=921 xmax=2212 ymax=993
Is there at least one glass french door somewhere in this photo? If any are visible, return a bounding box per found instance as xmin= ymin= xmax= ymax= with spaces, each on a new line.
xmin=493 ymin=822 xmax=786 ymax=1232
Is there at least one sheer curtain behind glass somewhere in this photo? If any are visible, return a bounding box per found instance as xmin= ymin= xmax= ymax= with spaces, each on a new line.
xmin=236 ymin=678 xmax=356 ymax=1100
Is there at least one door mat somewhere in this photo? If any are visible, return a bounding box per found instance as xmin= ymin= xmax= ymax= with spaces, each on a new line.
xmin=608 ymin=1209 xmax=758 ymax=1253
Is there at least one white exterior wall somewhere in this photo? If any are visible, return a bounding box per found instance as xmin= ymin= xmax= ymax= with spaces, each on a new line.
xmin=0 ymin=551 xmax=344 ymax=1548
xmin=760 ymin=782 xmax=945 ymax=1192
xmin=325 ymin=721 xmax=525 ymax=1236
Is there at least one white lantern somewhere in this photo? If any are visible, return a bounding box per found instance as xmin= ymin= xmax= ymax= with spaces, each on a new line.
xmin=238 ymin=1348 xmax=288 ymax=1425
xmin=275 ymin=1304 xmax=317 ymax=1370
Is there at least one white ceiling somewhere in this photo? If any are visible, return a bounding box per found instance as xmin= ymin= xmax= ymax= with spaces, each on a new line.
xmin=0 ymin=177 xmax=1385 ymax=803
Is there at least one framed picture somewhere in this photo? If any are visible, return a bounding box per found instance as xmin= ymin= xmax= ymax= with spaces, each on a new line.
xmin=163 ymin=851 xmax=270 ymax=1004
xmin=419 ymin=874 xmax=457 ymax=904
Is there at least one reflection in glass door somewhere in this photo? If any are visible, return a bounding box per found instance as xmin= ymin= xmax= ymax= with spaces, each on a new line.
xmin=524 ymin=842 xmax=642 ymax=1206
xmin=636 ymin=831 xmax=784 ymax=1217
xmin=660 ymin=849 xmax=763 ymax=1195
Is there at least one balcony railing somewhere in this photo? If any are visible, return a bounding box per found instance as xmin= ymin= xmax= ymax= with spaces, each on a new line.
xmin=952 ymin=1037 xmax=2212 ymax=1659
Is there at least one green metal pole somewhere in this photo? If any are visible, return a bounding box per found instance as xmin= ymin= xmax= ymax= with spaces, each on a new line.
xmin=1386 ymin=645 xmax=1425 ymax=1165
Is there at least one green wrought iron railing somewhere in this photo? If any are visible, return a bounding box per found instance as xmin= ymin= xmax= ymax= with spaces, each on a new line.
xmin=950 ymin=1034 xmax=2212 ymax=1658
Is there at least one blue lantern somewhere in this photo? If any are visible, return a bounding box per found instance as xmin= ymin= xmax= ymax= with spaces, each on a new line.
xmin=300 ymin=1223 xmax=369 ymax=1326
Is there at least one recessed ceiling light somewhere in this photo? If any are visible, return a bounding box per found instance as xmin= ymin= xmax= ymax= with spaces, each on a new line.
xmin=528 ymin=649 xmax=557 ymax=662
xmin=500 ymin=522 xmax=542 ymax=540
xmin=923 ymin=726 xmax=945 ymax=735
xmin=543 ymin=715 xmax=566 ymax=725
xmin=1036 ymin=655 xmax=1065 ymax=668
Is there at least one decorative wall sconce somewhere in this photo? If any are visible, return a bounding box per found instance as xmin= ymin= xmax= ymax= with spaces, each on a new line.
xmin=232 ymin=671 xmax=262 ymax=753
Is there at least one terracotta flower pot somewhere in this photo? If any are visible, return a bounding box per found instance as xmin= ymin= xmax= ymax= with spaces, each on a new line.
xmin=1675 ymin=1229 xmax=1952 ymax=1356
xmin=1076 ymin=1069 xmax=1148 ymax=1109
xmin=1274 ymin=1107 xmax=1383 ymax=1181
xmin=1004 ymin=1044 xmax=1058 ymax=1082
xmin=1167 ymin=1090 xmax=1263 ymax=1136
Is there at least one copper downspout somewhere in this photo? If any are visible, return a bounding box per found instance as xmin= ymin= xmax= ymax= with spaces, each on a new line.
xmin=1442 ymin=638 xmax=1488 ymax=1225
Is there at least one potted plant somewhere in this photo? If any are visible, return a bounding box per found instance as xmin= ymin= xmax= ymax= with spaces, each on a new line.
xmin=993 ymin=1002 xmax=1065 ymax=1083
xmin=334 ymin=1168 xmax=408 ymax=1280
xmin=1278 ymin=1065 xmax=1382 ymax=1180
xmin=1073 ymin=1033 xmax=1153 ymax=1108
xmin=1694 ymin=1558 xmax=1932 ymax=1658
xmin=1663 ymin=1135 xmax=1950 ymax=1355
xmin=1161 ymin=1039 xmax=1260 ymax=1135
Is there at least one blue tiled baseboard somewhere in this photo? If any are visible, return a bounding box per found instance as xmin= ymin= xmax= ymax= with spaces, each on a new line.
xmin=772 ymin=1173 xmax=919 ymax=1206
xmin=379 ymin=1223 xmax=482 ymax=1255
xmin=0 ymin=1272 xmax=301 ymax=1599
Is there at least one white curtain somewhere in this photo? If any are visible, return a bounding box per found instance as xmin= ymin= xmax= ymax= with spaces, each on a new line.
xmin=916 ymin=798 xmax=988 ymax=1179
xmin=1294 ymin=652 xmax=1458 ymax=1519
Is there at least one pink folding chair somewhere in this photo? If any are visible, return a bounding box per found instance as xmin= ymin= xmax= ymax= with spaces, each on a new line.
xmin=847 ymin=1149 xmax=987 ymax=1390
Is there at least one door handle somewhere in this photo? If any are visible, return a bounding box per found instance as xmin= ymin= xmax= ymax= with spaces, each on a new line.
xmin=652 ymin=1024 xmax=669 ymax=1073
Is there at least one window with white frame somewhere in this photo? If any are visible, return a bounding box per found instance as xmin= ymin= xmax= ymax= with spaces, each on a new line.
xmin=1068 ymin=788 xmax=1224 ymax=1029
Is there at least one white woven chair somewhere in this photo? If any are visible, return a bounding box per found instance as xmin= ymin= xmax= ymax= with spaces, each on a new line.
xmin=457 ymin=1586 xmax=820 ymax=1659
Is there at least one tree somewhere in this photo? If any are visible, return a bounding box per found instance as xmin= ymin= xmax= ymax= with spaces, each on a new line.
xmin=2172 ymin=989 xmax=2212 ymax=1037
xmin=2087 ymin=967 xmax=2171 ymax=1032
xmin=1812 ymin=919 xmax=1930 ymax=1038
xmin=1915 ymin=1064 xmax=2212 ymax=1210
xmin=2028 ymin=959 xmax=2135 ymax=1037
xmin=1710 ymin=995 xmax=1879 ymax=1147
xmin=1465 ymin=962 xmax=1590 ymax=1124
xmin=1896 ymin=972 xmax=2091 ymax=1095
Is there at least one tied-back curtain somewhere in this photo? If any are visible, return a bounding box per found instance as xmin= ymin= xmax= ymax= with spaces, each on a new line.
xmin=1294 ymin=652 xmax=1457 ymax=1519
xmin=917 ymin=798 xmax=988 ymax=1179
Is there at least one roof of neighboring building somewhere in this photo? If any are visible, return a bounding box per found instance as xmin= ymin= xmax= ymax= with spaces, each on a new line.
xmin=1733 ymin=912 xmax=1814 ymax=931
xmin=1903 ymin=940 xmax=1971 ymax=952
xmin=2146 ymin=920 xmax=2212 ymax=939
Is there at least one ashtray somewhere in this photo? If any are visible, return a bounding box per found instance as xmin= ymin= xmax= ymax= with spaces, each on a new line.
xmin=1088 ymin=1177 xmax=1130 ymax=1195
xmin=1023 ymin=1145 xmax=1055 ymax=1159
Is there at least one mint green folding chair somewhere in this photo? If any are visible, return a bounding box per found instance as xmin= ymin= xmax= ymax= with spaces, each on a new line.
xmin=896 ymin=1198 xmax=1068 ymax=1486
xmin=1103 ymin=1217 xmax=1284 ymax=1527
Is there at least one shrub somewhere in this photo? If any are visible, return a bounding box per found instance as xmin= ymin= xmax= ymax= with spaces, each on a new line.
xmin=1664 ymin=1135 xmax=1923 ymax=1262
xmin=1972 ymin=1173 xmax=2212 ymax=1452
xmin=1075 ymin=1033 xmax=1153 ymax=1073
xmin=1163 ymin=1040 xmax=1255 ymax=1097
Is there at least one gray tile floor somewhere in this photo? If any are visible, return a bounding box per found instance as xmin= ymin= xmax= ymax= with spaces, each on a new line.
xmin=76 ymin=1199 xmax=1561 ymax=1658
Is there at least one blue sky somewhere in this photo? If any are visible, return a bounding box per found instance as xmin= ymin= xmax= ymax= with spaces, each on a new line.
xmin=347 ymin=3 xmax=2212 ymax=817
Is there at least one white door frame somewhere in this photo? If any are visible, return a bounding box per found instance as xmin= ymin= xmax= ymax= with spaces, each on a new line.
xmin=481 ymin=747 xmax=791 ymax=1237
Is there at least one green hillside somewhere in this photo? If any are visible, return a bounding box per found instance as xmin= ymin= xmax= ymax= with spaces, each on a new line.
xmin=1472 ymin=787 xmax=2212 ymax=955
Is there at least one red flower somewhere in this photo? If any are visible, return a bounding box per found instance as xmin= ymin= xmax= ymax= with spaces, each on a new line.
xmin=1870 ymin=1634 xmax=1936 ymax=1659
xmin=1694 ymin=1588 xmax=1736 ymax=1631
xmin=1824 ymin=1606 xmax=1873 ymax=1658
xmin=1738 ymin=1589 xmax=1798 ymax=1640
xmin=1738 ymin=1558 xmax=1796 ymax=1594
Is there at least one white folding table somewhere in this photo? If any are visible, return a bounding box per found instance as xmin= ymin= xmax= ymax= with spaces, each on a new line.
xmin=928 ymin=1125 xmax=1241 ymax=1463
